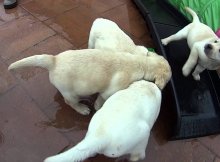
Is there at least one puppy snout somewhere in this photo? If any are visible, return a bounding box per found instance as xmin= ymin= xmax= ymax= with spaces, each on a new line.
xmin=205 ymin=44 xmax=213 ymax=50
xmin=204 ymin=44 xmax=213 ymax=55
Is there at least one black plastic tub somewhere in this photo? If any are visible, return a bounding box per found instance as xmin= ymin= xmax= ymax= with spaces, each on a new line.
xmin=134 ymin=0 xmax=220 ymax=140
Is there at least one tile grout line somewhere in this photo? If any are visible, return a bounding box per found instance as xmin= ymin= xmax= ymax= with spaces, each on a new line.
xmin=100 ymin=2 xmax=129 ymax=15
xmin=0 ymin=10 xmax=29 ymax=28
xmin=18 ymin=2 xmax=138 ymax=50
xmin=19 ymin=3 xmax=80 ymax=22
xmin=38 ymin=3 xmax=97 ymax=48
xmin=5 ymin=67 xmax=72 ymax=145
xmin=197 ymin=138 xmax=220 ymax=159
xmin=0 ymin=83 xmax=18 ymax=98
xmin=3 ymin=34 xmax=55 ymax=64
xmin=0 ymin=4 xmax=73 ymax=142
xmin=0 ymin=59 xmax=19 ymax=96
xmin=0 ymin=83 xmax=71 ymax=160
xmin=99 ymin=4 xmax=148 ymax=40
xmin=213 ymin=155 xmax=220 ymax=162
xmin=3 ymin=58 xmax=51 ymax=112
xmin=2 ymin=85 xmax=72 ymax=154
xmin=2 ymin=33 xmax=76 ymax=66
xmin=19 ymin=3 xmax=78 ymax=48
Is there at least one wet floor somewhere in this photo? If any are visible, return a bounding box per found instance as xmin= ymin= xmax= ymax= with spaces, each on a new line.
xmin=0 ymin=0 xmax=220 ymax=161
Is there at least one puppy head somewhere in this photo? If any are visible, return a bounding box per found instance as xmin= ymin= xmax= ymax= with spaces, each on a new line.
xmin=204 ymin=39 xmax=220 ymax=61
xmin=143 ymin=54 xmax=172 ymax=90
xmin=154 ymin=58 xmax=172 ymax=90
xmin=130 ymin=80 xmax=161 ymax=98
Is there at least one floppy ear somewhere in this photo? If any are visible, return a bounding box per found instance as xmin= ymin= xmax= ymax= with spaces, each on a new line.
xmin=155 ymin=70 xmax=171 ymax=90
xmin=155 ymin=76 xmax=166 ymax=90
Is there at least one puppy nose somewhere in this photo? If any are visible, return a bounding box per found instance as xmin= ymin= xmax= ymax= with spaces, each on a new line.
xmin=205 ymin=44 xmax=213 ymax=50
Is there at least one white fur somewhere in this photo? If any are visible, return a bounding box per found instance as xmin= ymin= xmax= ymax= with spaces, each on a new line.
xmin=161 ymin=7 xmax=220 ymax=80
xmin=89 ymin=18 xmax=149 ymax=56
xmin=44 ymin=80 xmax=162 ymax=162
xmin=8 ymin=49 xmax=171 ymax=115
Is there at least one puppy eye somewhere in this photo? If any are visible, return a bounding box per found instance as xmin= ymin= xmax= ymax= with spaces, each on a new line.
xmin=214 ymin=40 xmax=218 ymax=43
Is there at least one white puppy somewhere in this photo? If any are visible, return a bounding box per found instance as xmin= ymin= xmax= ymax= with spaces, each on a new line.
xmin=8 ymin=49 xmax=171 ymax=115
xmin=89 ymin=18 xmax=148 ymax=56
xmin=161 ymin=7 xmax=220 ymax=80
xmin=44 ymin=80 xmax=162 ymax=162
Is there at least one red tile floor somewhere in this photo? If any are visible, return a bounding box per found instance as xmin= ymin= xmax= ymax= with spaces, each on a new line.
xmin=0 ymin=0 xmax=220 ymax=162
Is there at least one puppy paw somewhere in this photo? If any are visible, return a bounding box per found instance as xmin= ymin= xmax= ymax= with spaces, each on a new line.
xmin=80 ymin=107 xmax=91 ymax=115
xmin=44 ymin=156 xmax=57 ymax=162
xmin=129 ymin=154 xmax=142 ymax=162
xmin=75 ymin=105 xmax=91 ymax=115
xmin=94 ymin=96 xmax=105 ymax=111
xmin=182 ymin=67 xmax=190 ymax=77
xmin=193 ymin=74 xmax=200 ymax=81
xmin=44 ymin=157 xmax=52 ymax=162
xmin=94 ymin=102 xmax=102 ymax=111
xmin=161 ymin=38 xmax=168 ymax=46
xmin=94 ymin=99 xmax=104 ymax=111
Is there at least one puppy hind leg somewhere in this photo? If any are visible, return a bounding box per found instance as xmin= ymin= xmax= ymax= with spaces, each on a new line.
xmin=94 ymin=95 xmax=105 ymax=111
xmin=192 ymin=65 xmax=205 ymax=81
xmin=64 ymin=95 xmax=91 ymax=115
xmin=161 ymin=25 xmax=190 ymax=45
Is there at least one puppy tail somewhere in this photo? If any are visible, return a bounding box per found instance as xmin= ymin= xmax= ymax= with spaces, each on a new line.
xmin=185 ymin=7 xmax=200 ymax=23
xmin=44 ymin=137 xmax=105 ymax=162
xmin=8 ymin=54 xmax=55 ymax=71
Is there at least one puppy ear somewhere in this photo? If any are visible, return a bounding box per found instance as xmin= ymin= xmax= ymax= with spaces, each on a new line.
xmin=155 ymin=70 xmax=172 ymax=90
xmin=155 ymin=76 xmax=165 ymax=90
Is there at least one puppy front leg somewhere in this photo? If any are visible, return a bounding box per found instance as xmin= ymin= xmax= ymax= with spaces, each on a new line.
xmin=129 ymin=132 xmax=149 ymax=161
xmin=88 ymin=32 xmax=95 ymax=49
xmin=94 ymin=89 xmax=119 ymax=110
xmin=182 ymin=45 xmax=199 ymax=77
xmin=192 ymin=64 xmax=205 ymax=81
xmin=129 ymin=151 xmax=146 ymax=162
xmin=161 ymin=25 xmax=190 ymax=45
xmin=94 ymin=95 xmax=105 ymax=111
xmin=64 ymin=95 xmax=91 ymax=115
xmin=88 ymin=38 xmax=95 ymax=49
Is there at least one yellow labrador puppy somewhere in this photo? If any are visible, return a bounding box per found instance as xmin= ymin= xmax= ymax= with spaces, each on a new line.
xmin=44 ymin=80 xmax=162 ymax=162
xmin=89 ymin=18 xmax=148 ymax=56
xmin=161 ymin=7 xmax=220 ymax=80
xmin=8 ymin=49 xmax=171 ymax=115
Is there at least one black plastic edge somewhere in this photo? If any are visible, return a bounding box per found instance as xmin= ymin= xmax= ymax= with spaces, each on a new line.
xmin=134 ymin=0 xmax=182 ymax=139
xmin=133 ymin=0 xmax=220 ymax=140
